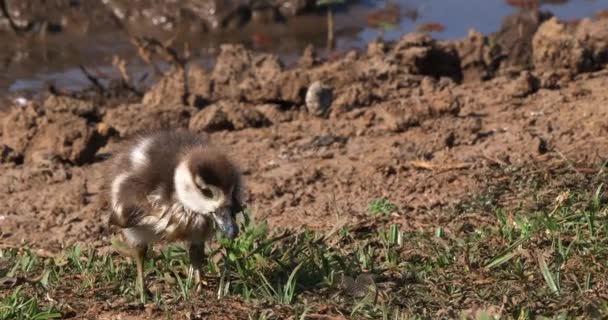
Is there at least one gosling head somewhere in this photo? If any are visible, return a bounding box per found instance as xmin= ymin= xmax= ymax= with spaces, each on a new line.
xmin=174 ymin=147 xmax=242 ymax=239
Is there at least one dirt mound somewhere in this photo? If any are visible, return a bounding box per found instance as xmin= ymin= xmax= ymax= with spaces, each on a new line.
xmin=1 ymin=95 xmax=110 ymax=165
xmin=533 ymin=16 xmax=608 ymax=74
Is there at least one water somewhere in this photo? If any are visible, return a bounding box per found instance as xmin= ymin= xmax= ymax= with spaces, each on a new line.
xmin=2 ymin=0 xmax=607 ymax=99
xmin=365 ymin=0 xmax=607 ymax=41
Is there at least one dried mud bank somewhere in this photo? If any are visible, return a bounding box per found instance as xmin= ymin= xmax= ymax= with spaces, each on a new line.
xmin=1 ymin=14 xmax=608 ymax=249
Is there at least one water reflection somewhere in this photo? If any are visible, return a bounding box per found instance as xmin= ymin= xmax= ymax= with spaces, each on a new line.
xmin=2 ymin=0 xmax=606 ymax=96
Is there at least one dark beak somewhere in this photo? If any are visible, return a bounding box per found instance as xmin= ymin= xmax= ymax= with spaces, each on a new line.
xmin=224 ymin=223 xmax=239 ymax=239
xmin=213 ymin=207 xmax=239 ymax=239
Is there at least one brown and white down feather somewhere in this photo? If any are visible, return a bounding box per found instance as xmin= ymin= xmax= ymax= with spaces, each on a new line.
xmin=107 ymin=129 xmax=243 ymax=246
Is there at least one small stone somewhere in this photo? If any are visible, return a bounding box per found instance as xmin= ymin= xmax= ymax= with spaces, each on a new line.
xmin=305 ymin=81 xmax=333 ymax=117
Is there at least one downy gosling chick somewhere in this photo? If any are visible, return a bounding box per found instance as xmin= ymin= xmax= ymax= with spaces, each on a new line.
xmin=107 ymin=129 xmax=245 ymax=301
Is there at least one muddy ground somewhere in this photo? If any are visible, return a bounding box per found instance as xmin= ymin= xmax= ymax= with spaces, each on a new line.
xmin=1 ymin=8 xmax=608 ymax=319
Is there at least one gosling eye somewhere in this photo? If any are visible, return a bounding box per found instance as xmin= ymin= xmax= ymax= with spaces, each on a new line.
xmin=198 ymin=187 xmax=214 ymax=198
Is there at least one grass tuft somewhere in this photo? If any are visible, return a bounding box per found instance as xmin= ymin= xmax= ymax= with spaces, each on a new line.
xmin=2 ymin=166 xmax=608 ymax=318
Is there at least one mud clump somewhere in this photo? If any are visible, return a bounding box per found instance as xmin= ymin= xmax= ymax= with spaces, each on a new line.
xmin=376 ymin=83 xmax=461 ymax=133
xmin=104 ymin=103 xmax=195 ymax=137
xmin=507 ymin=70 xmax=540 ymax=98
xmin=103 ymin=66 xmax=195 ymax=137
xmin=0 ymin=96 xmax=110 ymax=165
xmin=203 ymin=44 xmax=310 ymax=106
xmin=493 ymin=10 xmax=554 ymax=71
xmin=142 ymin=67 xmax=187 ymax=107
xmin=532 ymin=17 xmax=594 ymax=74
xmin=210 ymin=45 xmax=283 ymax=100
xmin=211 ymin=45 xmax=309 ymax=105
xmin=390 ymin=33 xmax=462 ymax=81
xmin=575 ymin=17 xmax=608 ymax=68
xmin=531 ymin=16 xmax=608 ymax=75
xmin=450 ymin=10 xmax=608 ymax=82
xmin=189 ymin=101 xmax=271 ymax=133
xmin=452 ymin=30 xmax=498 ymax=82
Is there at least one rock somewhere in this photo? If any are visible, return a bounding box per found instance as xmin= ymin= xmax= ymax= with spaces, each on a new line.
xmin=189 ymin=102 xmax=271 ymax=133
xmin=95 ymin=122 xmax=115 ymax=137
xmin=305 ymin=81 xmax=333 ymax=117
xmin=532 ymin=17 xmax=593 ymax=74
xmin=104 ymin=103 xmax=195 ymax=137
xmin=420 ymin=76 xmax=437 ymax=95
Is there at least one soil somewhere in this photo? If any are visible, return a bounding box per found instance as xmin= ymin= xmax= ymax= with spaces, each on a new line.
xmin=1 ymin=10 xmax=608 ymax=319
xmin=2 ymin=12 xmax=608 ymax=248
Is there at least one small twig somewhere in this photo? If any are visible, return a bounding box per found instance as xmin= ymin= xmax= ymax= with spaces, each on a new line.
xmin=112 ymin=55 xmax=131 ymax=83
xmin=111 ymin=55 xmax=144 ymax=97
xmin=408 ymin=160 xmax=471 ymax=172
xmin=79 ymin=65 xmax=106 ymax=93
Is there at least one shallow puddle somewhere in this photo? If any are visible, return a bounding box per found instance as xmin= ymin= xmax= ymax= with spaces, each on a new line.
xmin=1 ymin=0 xmax=606 ymax=100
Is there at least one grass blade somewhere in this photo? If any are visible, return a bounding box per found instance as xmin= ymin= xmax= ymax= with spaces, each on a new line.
xmin=537 ymin=252 xmax=560 ymax=296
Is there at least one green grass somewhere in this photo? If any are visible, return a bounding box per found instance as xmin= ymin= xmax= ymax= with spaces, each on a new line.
xmin=368 ymin=198 xmax=398 ymax=216
xmin=2 ymin=166 xmax=608 ymax=319
xmin=0 ymin=288 xmax=61 ymax=320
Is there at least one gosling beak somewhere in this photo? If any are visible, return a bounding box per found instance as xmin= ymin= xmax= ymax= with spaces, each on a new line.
xmin=213 ymin=207 xmax=239 ymax=239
